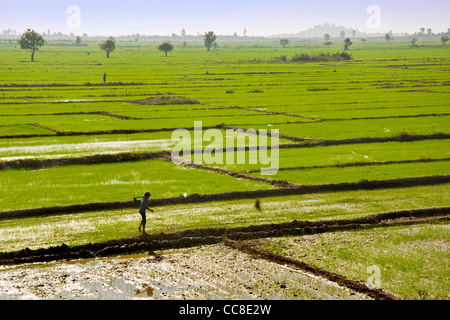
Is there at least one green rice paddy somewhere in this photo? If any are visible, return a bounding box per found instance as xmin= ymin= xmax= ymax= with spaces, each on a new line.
xmin=0 ymin=38 xmax=448 ymax=300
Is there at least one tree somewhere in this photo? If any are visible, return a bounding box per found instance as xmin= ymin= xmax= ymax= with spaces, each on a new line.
xmin=441 ymin=36 xmax=449 ymax=46
xmin=352 ymin=30 xmax=356 ymax=38
xmin=181 ymin=28 xmax=186 ymax=37
xmin=17 ymin=29 xmax=46 ymax=62
xmin=324 ymin=34 xmax=332 ymax=47
xmin=75 ymin=36 xmax=81 ymax=46
xmin=203 ymin=31 xmax=216 ymax=51
xmin=99 ymin=39 xmax=116 ymax=58
xmin=410 ymin=37 xmax=418 ymax=47
xmin=243 ymin=28 xmax=247 ymax=37
xmin=158 ymin=42 xmax=174 ymax=56
xmin=280 ymin=38 xmax=289 ymax=48
xmin=427 ymin=28 xmax=432 ymax=37
xmin=420 ymin=28 xmax=425 ymax=35
xmin=340 ymin=31 xmax=346 ymax=39
xmin=343 ymin=38 xmax=353 ymax=50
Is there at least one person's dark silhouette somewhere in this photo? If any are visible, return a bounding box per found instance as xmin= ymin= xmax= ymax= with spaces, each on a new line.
xmin=103 ymin=73 xmax=107 ymax=83
xmin=138 ymin=192 xmax=153 ymax=234
xmin=255 ymin=200 xmax=261 ymax=212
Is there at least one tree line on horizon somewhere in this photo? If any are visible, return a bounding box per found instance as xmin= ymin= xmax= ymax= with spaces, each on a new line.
xmin=15 ymin=28 xmax=450 ymax=62
xmin=16 ymin=29 xmax=220 ymax=61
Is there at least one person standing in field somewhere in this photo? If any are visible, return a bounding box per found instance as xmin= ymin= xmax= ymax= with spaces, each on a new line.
xmin=139 ymin=192 xmax=153 ymax=234
xmin=103 ymin=73 xmax=107 ymax=83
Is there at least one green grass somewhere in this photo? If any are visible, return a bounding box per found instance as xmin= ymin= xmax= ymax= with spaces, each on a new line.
xmin=0 ymin=124 xmax=55 ymax=136
xmin=181 ymin=139 xmax=450 ymax=172
xmin=0 ymin=128 xmax=293 ymax=160
xmin=0 ymin=42 xmax=448 ymax=210
xmin=259 ymin=222 xmax=450 ymax=299
xmin=241 ymin=116 xmax=450 ymax=140
xmin=0 ymin=158 xmax=272 ymax=211
xmin=115 ymin=107 xmax=263 ymax=118
xmin=0 ymin=112 xmax=303 ymax=133
xmin=0 ymin=41 xmax=449 ymax=300
xmin=291 ymin=105 xmax=449 ymax=120
xmin=250 ymin=161 xmax=450 ymax=185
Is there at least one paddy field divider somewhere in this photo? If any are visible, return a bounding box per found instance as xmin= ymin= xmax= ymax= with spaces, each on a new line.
xmin=0 ymin=175 xmax=449 ymax=220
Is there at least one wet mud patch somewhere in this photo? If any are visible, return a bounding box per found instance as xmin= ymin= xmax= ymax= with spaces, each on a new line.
xmin=224 ymin=239 xmax=398 ymax=300
xmin=0 ymin=244 xmax=370 ymax=300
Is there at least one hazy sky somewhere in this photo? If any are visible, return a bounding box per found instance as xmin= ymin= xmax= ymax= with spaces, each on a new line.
xmin=1 ymin=0 xmax=449 ymax=36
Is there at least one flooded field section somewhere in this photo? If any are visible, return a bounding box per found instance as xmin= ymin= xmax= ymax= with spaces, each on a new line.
xmin=0 ymin=244 xmax=369 ymax=300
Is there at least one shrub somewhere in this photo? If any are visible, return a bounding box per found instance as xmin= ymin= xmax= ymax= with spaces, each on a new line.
xmin=332 ymin=51 xmax=352 ymax=61
xmin=275 ymin=55 xmax=287 ymax=62
xmin=131 ymin=95 xmax=200 ymax=105
xmin=291 ymin=53 xmax=311 ymax=62
xmin=290 ymin=51 xmax=352 ymax=63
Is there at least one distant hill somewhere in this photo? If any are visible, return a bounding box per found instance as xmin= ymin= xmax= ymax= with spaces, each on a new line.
xmin=270 ymin=23 xmax=382 ymax=39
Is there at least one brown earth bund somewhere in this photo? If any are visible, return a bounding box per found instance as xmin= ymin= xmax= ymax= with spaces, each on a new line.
xmin=0 ymin=175 xmax=449 ymax=221
xmin=0 ymin=151 xmax=172 ymax=171
xmin=1 ymin=206 xmax=448 ymax=266
xmin=0 ymin=119 xmax=448 ymax=143
xmin=1 ymin=141 xmax=448 ymax=173
xmin=0 ymin=82 xmax=148 ymax=88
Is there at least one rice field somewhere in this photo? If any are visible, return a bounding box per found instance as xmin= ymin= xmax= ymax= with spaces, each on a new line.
xmin=259 ymin=222 xmax=450 ymax=299
xmin=0 ymin=38 xmax=448 ymax=300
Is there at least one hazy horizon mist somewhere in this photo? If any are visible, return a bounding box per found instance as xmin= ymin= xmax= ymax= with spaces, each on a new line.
xmin=1 ymin=0 xmax=449 ymax=37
